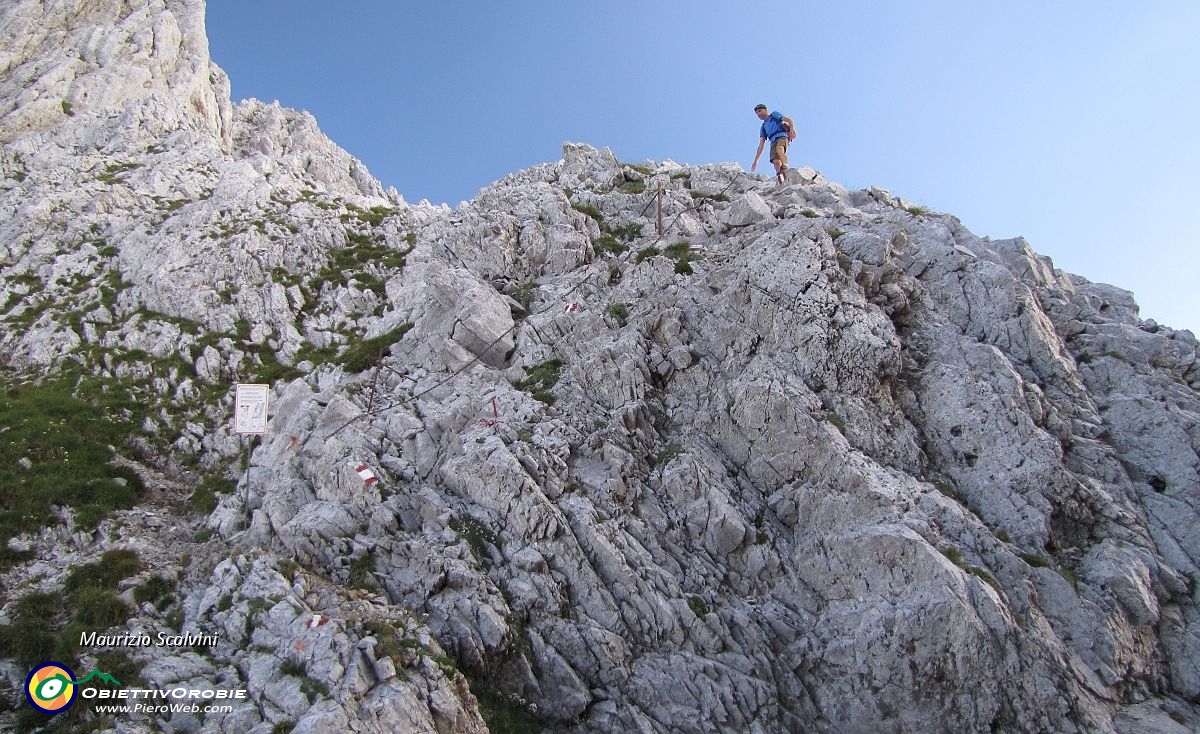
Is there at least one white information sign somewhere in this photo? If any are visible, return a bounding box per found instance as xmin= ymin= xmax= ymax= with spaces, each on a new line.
xmin=234 ymin=383 xmax=269 ymax=435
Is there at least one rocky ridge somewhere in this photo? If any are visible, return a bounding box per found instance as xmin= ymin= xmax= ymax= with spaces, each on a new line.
xmin=2 ymin=1 xmax=1200 ymax=733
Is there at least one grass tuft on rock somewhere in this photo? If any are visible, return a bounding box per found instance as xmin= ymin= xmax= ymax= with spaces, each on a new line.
xmin=0 ymin=376 xmax=146 ymax=566
xmin=337 ymin=322 xmax=414 ymax=373
xmin=513 ymin=359 xmax=563 ymax=405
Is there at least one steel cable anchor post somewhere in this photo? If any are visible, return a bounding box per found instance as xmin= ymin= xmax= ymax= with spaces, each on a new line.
xmin=657 ymin=183 xmax=664 ymax=236
xmin=476 ymin=395 xmax=504 ymax=431
xmin=242 ymin=434 xmax=256 ymax=528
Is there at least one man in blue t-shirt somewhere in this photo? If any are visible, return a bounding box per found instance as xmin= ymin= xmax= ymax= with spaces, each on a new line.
xmin=751 ymin=103 xmax=797 ymax=184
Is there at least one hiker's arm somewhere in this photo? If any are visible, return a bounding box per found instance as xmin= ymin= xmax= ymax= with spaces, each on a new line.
xmin=751 ymin=137 xmax=766 ymax=171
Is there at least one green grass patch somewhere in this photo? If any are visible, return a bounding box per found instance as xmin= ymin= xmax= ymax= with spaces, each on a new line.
xmin=449 ymin=515 xmax=502 ymax=565
xmin=0 ymin=377 xmax=147 ymax=565
xmin=635 ymin=240 xmax=695 ymax=274
xmin=294 ymin=342 xmax=340 ymax=366
xmin=662 ymin=241 xmax=694 ymax=274
xmin=0 ymin=591 xmax=59 ymax=668
xmin=96 ymin=161 xmax=141 ymax=185
xmin=513 ymin=358 xmax=563 ymax=405
xmin=1020 ymin=553 xmax=1050 ymax=569
xmin=3 ymin=297 xmax=52 ymax=329
xmin=341 ymin=202 xmax=395 ymax=227
xmin=605 ymin=303 xmax=629 ymax=327
xmin=63 ymin=549 xmax=142 ymax=596
xmin=352 ymin=272 xmax=387 ymax=298
xmin=663 ymin=241 xmax=690 ymax=260
xmin=279 ymin=659 xmax=306 ymax=677
xmin=98 ymin=269 xmax=131 ymax=311
xmin=971 ymin=566 xmax=999 ymax=590
xmin=337 ymin=322 xmax=414 ymax=373
xmin=5 ymin=272 xmax=42 ymax=290
xmin=131 ymin=309 xmax=201 ymax=335
xmin=655 ymin=443 xmax=685 ymax=466
xmin=609 ymin=222 xmax=643 ymax=242
xmin=307 ymin=228 xmax=409 ymax=299
xmin=933 ymin=481 xmax=959 ymax=501
xmin=941 ymin=547 xmax=964 ymax=567
xmin=188 ymin=475 xmax=236 ymax=515
xmin=242 ymin=340 xmax=305 ymax=384
xmin=134 ymin=574 xmax=177 ymax=609
xmin=348 ymin=554 xmax=376 ymax=590
xmin=593 ymin=234 xmax=627 ymax=256
xmin=941 ymin=547 xmax=1000 ymax=590
xmin=94 ymin=649 xmax=144 ymax=688
xmin=1058 ymin=565 xmax=1078 ymax=589
xmin=153 ymin=196 xmax=190 ymax=212
xmin=570 ymin=202 xmax=604 ymax=224
xmin=363 ymin=620 xmax=407 ymax=662
xmin=466 ymin=674 xmax=543 ymax=734
xmin=71 ymin=587 xmax=132 ymax=628
xmin=8 ymin=153 xmax=27 ymax=182
xmin=506 ymin=281 xmax=539 ymax=310
xmin=635 ymin=245 xmax=660 ymax=263
xmin=430 ymin=652 xmax=458 ymax=680
xmin=299 ymin=676 xmax=328 ymax=704
xmin=0 ymin=551 xmax=141 ymax=674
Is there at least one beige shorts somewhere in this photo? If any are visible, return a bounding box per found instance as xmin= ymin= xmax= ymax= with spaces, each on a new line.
xmin=770 ymin=137 xmax=788 ymax=165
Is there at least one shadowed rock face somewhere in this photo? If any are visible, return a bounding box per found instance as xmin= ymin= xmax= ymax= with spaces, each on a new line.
xmin=1 ymin=2 xmax=1199 ymax=733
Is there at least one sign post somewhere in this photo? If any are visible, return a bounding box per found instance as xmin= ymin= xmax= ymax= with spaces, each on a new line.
xmin=657 ymin=183 xmax=664 ymax=235
xmin=234 ymin=384 xmax=269 ymax=527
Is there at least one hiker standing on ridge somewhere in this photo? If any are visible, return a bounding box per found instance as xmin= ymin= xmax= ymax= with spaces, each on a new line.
xmin=751 ymin=103 xmax=796 ymax=184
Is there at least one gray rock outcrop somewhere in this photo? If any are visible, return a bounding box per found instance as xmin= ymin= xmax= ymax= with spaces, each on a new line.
xmin=1 ymin=1 xmax=1198 ymax=733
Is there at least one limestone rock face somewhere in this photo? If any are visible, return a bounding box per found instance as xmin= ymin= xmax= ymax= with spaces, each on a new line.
xmin=0 ymin=0 xmax=232 ymax=146
xmin=2 ymin=2 xmax=1199 ymax=734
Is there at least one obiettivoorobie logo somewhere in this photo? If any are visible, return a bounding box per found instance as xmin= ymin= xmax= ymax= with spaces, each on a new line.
xmin=24 ymin=662 xmax=120 ymax=716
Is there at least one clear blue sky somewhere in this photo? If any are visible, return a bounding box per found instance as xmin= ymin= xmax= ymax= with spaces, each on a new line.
xmin=205 ymin=1 xmax=1199 ymax=333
